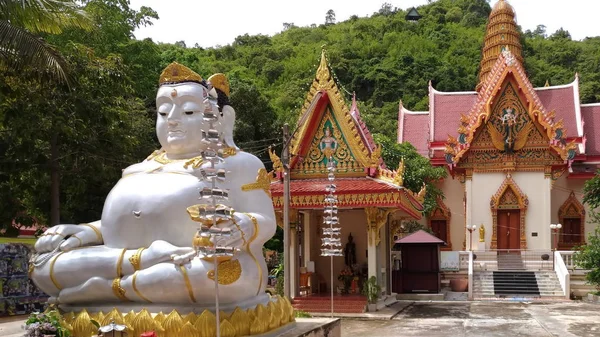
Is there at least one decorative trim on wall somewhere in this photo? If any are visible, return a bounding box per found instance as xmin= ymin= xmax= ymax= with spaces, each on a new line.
xmin=558 ymin=191 xmax=586 ymax=248
xmin=428 ymin=197 xmax=452 ymax=250
xmin=490 ymin=174 xmax=529 ymax=249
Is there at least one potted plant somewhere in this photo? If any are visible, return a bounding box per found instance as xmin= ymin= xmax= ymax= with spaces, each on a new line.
xmin=362 ymin=276 xmax=381 ymax=312
xmin=337 ymin=267 xmax=353 ymax=294
xmin=23 ymin=310 xmax=71 ymax=337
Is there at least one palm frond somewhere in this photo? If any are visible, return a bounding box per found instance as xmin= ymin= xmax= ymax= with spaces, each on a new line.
xmin=0 ymin=0 xmax=92 ymax=34
xmin=0 ymin=20 xmax=70 ymax=84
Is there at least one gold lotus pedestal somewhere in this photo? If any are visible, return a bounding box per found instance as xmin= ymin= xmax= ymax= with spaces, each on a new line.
xmin=58 ymin=295 xmax=295 ymax=337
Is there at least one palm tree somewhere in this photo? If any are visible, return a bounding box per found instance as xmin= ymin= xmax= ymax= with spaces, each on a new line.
xmin=0 ymin=0 xmax=92 ymax=84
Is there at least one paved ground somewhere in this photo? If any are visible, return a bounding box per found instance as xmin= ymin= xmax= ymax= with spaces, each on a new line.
xmin=2 ymin=301 xmax=599 ymax=337
xmin=341 ymin=301 xmax=600 ymax=337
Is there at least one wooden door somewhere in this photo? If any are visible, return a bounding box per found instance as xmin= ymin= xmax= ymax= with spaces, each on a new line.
xmin=561 ymin=218 xmax=581 ymax=245
xmin=497 ymin=210 xmax=520 ymax=250
xmin=430 ymin=220 xmax=447 ymax=244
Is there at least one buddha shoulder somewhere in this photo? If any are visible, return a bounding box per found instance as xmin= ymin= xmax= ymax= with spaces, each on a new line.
xmin=121 ymin=158 xmax=162 ymax=177
xmin=227 ymin=150 xmax=264 ymax=170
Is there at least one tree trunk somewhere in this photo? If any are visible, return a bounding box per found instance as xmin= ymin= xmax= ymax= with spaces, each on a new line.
xmin=50 ymin=131 xmax=60 ymax=226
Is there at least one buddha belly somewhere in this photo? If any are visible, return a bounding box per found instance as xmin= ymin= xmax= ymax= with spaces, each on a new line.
xmin=101 ymin=173 xmax=207 ymax=248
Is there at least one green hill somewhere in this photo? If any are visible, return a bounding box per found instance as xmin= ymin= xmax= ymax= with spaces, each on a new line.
xmin=156 ymin=0 xmax=600 ymax=139
xmin=1 ymin=0 xmax=599 ymax=227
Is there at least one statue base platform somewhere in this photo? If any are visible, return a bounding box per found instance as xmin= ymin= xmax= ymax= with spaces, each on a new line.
xmin=58 ymin=295 xmax=296 ymax=337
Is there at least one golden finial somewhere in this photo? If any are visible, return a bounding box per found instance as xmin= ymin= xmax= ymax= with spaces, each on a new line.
xmin=544 ymin=80 xmax=550 ymax=87
xmin=368 ymin=144 xmax=382 ymax=168
xmin=268 ymin=146 xmax=282 ymax=172
xmin=393 ymin=158 xmax=405 ymax=186
xmin=416 ymin=183 xmax=427 ymax=203
xmin=316 ymin=46 xmax=331 ymax=87
xmin=208 ymin=73 xmax=230 ymax=97
xmin=159 ymin=62 xmax=203 ymax=86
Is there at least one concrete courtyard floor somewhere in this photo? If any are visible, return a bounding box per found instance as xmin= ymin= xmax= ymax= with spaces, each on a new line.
xmin=341 ymin=301 xmax=600 ymax=337
xmin=2 ymin=301 xmax=598 ymax=337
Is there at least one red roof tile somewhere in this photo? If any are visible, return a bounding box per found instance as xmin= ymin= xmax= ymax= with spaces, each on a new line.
xmin=535 ymin=80 xmax=581 ymax=138
xmin=395 ymin=229 xmax=445 ymax=244
xmin=431 ymin=90 xmax=477 ymax=142
xmin=399 ymin=107 xmax=429 ymax=156
xmin=582 ymin=104 xmax=600 ymax=156
xmin=270 ymin=177 xmax=400 ymax=196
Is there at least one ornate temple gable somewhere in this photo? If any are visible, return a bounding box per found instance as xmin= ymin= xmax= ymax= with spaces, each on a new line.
xmin=292 ymin=105 xmax=364 ymax=178
xmin=490 ymin=174 xmax=528 ymax=249
xmin=458 ymin=80 xmax=564 ymax=172
xmin=289 ymin=49 xmax=374 ymax=174
xmin=445 ymin=50 xmax=578 ymax=169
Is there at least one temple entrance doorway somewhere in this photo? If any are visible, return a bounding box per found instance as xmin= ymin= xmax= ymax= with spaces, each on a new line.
xmin=497 ymin=209 xmax=520 ymax=251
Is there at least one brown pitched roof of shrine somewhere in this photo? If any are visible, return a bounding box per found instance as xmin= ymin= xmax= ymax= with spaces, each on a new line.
xmin=395 ymin=230 xmax=445 ymax=244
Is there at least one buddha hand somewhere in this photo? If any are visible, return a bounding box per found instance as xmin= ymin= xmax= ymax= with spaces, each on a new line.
xmin=34 ymin=223 xmax=103 ymax=253
xmin=210 ymin=213 xmax=248 ymax=249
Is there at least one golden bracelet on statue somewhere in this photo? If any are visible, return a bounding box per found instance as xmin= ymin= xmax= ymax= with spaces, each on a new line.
xmin=116 ymin=248 xmax=126 ymax=278
xmin=80 ymin=223 xmax=103 ymax=242
xmin=129 ymin=247 xmax=146 ymax=271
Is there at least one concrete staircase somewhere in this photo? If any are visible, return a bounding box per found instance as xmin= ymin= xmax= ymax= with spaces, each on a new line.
xmin=473 ymin=271 xmax=564 ymax=299
xmin=497 ymin=253 xmax=525 ymax=270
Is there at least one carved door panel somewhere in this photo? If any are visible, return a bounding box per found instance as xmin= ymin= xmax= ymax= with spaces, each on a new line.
xmin=497 ymin=210 xmax=520 ymax=250
xmin=561 ymin=218 xmax=581 ymax=245
xmin=430 ymin=220 xmax=447 ymax=244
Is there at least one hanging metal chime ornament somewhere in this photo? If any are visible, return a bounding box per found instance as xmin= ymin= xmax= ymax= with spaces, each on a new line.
xmin=189 ymin=88 xmax=239 ymax=337
xmin=320 ymin=157 xmax=343 ymax=317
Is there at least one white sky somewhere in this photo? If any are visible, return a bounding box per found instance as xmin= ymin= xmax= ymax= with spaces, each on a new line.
xmin=129 ymin=0 xmax=600 ymax=48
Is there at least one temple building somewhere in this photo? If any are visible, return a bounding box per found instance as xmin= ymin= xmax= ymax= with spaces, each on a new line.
xmin=397 ymin=0 xmax=600 ymax=252
xmin=269 ymin=50 xmax=425 ymax=300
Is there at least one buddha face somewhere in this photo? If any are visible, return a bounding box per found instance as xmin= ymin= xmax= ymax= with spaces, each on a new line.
xmin=156 ymin=82 xmax=208 ymax=155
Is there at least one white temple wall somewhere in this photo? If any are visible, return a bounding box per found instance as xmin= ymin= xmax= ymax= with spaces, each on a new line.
xmin=470 ymin=171 xmax=551 ymax=250
xmin=551 ymin=175 xmax=599 ymax=242
xmin=310 ymin=209 xmax=368 ymax=293
xmin=439 ymin=175 xmax=467 ymax=251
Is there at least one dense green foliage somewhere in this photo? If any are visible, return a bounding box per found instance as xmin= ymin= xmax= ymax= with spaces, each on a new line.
xmin=0 ymin=0 xmax=92 ymax=84
xmin=574 ymin=227 xmax=600 ymax=293
xmin=577 ymin=175 xmax=600 ymax=292
xmin=1 ymin=0 xmax=599 ymax=230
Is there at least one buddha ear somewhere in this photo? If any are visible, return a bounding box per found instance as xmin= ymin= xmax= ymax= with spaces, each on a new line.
xmin=222 ymin=105 xmax=236 ymax=123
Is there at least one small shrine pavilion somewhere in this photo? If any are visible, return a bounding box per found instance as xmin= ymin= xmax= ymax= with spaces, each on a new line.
xmin=269 ymin=50 xmax=424 ymax=297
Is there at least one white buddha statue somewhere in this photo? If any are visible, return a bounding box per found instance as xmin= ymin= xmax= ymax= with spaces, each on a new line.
xmin=30 ymin=63 xmax=276 ymax=312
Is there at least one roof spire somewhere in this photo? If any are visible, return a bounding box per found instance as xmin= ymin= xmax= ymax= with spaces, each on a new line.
xmin=476 ymin=0 xmax=523 ymax=91
xmin=544 ymin=79 xmax=550 ymax=87
xmin=316 ymin=45 xmax=332 ymax=88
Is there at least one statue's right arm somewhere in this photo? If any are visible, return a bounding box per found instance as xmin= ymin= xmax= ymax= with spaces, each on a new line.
xmin=34 ymin=220 xmax=104 ymax=253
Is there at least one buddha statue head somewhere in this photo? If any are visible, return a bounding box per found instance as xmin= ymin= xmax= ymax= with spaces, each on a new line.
xmin=156 ymin=63 xmax=236 ymax=156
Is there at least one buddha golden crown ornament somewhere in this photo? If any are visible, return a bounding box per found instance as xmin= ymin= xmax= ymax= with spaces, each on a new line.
xmin=159 ymin=62 xmax=203 ymax=85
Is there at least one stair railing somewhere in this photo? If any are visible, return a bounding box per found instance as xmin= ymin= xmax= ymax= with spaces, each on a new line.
xmin=468 ymin=250 xmax=474 ymax=300
xmin=554 ymin=250 xmax=570 ymax=299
